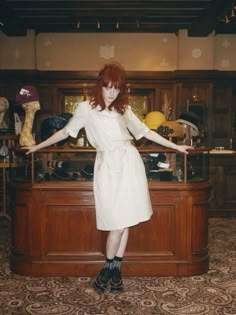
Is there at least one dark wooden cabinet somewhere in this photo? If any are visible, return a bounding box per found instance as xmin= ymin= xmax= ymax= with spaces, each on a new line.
xmin=10 ymin=180 xmax=210 ymax=277
xmin=212 ymin=87 xmax=232 ymax=148
xmin=209 ymin=153 xmax=236 ymax=217
xmin=176 ymin=81 xmax=213 ymax=147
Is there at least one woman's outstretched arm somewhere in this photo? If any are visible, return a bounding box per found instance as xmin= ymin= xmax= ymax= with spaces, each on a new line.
xmin=144 ymin=129 xmax=193 ymax=154
xmin=22 ymin=128 xmax=70 ymax=155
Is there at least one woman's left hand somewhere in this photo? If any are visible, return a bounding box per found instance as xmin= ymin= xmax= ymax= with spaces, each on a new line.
xmin=175 ymin=145 xmax=194 ymax=154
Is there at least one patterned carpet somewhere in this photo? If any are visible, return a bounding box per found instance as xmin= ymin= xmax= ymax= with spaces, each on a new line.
xmin=0 ymin=218 xmax=236 ymax=315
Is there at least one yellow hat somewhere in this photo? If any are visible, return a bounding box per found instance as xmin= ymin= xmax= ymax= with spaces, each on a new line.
xmin=157 ymin=120 xmax=184 ymax=138
xmin=145 ymin=111 xmax=165 ymax=129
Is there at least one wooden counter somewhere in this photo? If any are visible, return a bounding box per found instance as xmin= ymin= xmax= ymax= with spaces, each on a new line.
xmin=10 ymin=179 xmax=211 ymax=277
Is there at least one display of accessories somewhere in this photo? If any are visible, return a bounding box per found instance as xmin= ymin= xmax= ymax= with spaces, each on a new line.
xmin=9 ymin=147 xmax=209 ymax=184
xmin=80 ymin=164 xmax=94 ymax=179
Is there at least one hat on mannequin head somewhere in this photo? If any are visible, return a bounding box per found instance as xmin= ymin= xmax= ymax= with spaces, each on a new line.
xmin=16 ymin=86 xmax=39 ymax=105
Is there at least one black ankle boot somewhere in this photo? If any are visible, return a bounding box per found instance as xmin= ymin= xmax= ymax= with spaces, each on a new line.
xmin=93 ymin=268 xmax=112 ymax=293
xmin=110 ymin=268 xmax=123 ymax=293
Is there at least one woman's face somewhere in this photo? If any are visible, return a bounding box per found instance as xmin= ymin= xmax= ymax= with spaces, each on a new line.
xmin=102 ymin=82 xmax=120 ymax=106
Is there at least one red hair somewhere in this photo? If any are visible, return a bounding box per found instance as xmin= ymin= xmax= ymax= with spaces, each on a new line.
xmin=90 ymin=63 xmax=128 ymax=114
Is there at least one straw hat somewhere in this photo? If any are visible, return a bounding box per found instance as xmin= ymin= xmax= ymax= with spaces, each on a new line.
xmin=157 ymin=120 xmax=184 ymax=138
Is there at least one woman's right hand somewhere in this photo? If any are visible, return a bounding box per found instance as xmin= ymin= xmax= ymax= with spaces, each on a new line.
xmin=21 ymin=145 xmax=38 ymax=155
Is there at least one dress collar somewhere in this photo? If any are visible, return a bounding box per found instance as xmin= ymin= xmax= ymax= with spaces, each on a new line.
xmin=95 ymin=105 xmax=120 ymax=117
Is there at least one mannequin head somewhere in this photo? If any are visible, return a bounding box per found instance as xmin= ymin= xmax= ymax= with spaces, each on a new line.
xmin=21 ymin=101 xmax=41 ymax=114
xmin=0 ymin=97 xmax=9 ymax=128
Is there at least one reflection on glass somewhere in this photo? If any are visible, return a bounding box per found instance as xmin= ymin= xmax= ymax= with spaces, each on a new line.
xmin=0 ymin=140 xmax=9 ymax=162
xmin=128 ymin=96 xmax=148 ymax=121
xmin=65 ymin=96 xmax=85 ymax=113
xmin=65 ymin=95 xmax=148 ymax=122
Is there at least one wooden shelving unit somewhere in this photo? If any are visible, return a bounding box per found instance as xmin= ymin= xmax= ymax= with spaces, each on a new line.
xmin=0 ymin=135 xmax=19 ymax=220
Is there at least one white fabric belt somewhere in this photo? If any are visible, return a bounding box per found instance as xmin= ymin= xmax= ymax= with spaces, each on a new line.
xmin=96 ymin=142 xmax=132 ymax=152
xmin=96 ymin=143 xmax=133 ymax=172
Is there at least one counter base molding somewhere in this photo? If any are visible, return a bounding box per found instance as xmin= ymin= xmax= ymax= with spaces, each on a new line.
xmin=10 ymin=181 xmax=210 ymax=277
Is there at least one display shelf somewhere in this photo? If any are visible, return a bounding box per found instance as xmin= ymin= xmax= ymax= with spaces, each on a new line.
xmin=0 ymin=135 xmax=19 ymax=220
xmin=11 ymin=145 xmax=209 ymax=185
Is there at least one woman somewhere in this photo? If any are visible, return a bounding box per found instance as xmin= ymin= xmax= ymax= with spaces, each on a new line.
xmin=23 ymin=63 xmax=192 ymax=294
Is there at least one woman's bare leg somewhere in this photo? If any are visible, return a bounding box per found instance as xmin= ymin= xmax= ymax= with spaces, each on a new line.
xmin=106 ymin=228 xmax=129 ymax=259
xmin=93 ymin=227 xmax=129 ymax=293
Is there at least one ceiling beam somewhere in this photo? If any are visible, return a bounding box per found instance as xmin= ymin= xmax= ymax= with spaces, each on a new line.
xmin=188 ymin=0 xmax=233 ymax=36
xmin=0 ymin=1 xmax=26 ymax=36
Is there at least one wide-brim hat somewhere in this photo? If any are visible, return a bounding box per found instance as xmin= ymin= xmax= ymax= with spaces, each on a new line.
xmin=177 ymin=111 xmax=200 ymax=127
xmin=58 ymin=112 xmax=73 ymax=122
xmin=157 ymin=120 xmax=184 ymax=138
xmin=41 ymin=116 xmax=67 ymax=141
xmin=176 ymin=119 xmax=199 ymax=137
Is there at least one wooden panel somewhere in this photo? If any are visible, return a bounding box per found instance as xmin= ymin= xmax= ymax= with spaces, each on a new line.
xmin=213 ymin=113 xmax=230 ymax=138
xmin=12 ymin=203 xmax=29 ymax=254
xmin=209 ymin=154 xmax=236 ymax=216
xmin=43 ymin=205 xmax=101 ymax=256
xmin=10 ymin=181 xmax=210 ymax=277
xmin=126 ymin=205 xmax=176 ymax=257
xmin=224 ymin=167 xmax=236 ymax=208
xmin=191 ymin=204 xmax=208 ymax=254
xmin=212 ymin=88 xmax=232 ymax=148
xmin=41 ymin=190 xmax=95 ymax=205
xmin=176 ymin=82 xmax=211 ymax=113
xmin=149 ymin=189 xmax=179 ymax=203
xmin=214 ymin=87 xmax=230 ymax=112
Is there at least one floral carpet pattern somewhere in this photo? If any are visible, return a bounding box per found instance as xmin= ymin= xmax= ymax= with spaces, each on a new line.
xmin=0 ymin=218 xmax=236 ymax=315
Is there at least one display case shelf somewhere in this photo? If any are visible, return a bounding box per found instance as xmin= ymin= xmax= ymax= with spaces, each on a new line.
xmin=11 ymin=145 xmax=209 ymax=185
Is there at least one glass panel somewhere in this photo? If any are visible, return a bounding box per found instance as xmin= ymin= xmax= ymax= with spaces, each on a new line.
xmin=64 ymin=94 xmax=149 ymax=119
xmin=128 ymin=95 xmax=148 ymax=121
xmin=10 ymin=148 xmax=209 ymax=183
xmin=187 ymin=151 xmax=209 ymax=182
xmin=141 ymin=150 xmax=209 ymax=182
xmin=64 ymin=96 xmax=85 ymax=113
xmin=34 ymin=150 xmax=95 ymax=183
xmin=143 ymin=151 xmax=184 ymax=182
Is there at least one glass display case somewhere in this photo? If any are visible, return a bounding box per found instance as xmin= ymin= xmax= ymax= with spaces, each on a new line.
xmin=10 ymin=145 xmax=211 ymax=277
xmin=10 ymin=146 xmax=209 ymax=185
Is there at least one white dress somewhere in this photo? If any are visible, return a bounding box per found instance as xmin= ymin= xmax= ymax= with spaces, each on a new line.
xmin=64 ymin=101 xmax=153 ymax=231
